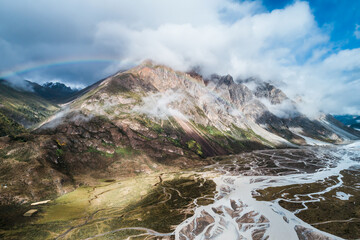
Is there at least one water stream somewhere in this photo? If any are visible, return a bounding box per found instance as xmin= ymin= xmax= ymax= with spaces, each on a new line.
xmin=175 ymin=143 xmax=360 ymax=240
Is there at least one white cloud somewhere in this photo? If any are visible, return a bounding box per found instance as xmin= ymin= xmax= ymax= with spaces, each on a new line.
xmin=133 ymin=90 xmax=187 ymax=119
xmin=0 ymin=0 xmax=359 ymax=116
xmin=259 ymin=98 xmax=299 ymax=118
xmin=96 ymin=0 xmax=360 ymax=117
xmin=96 ymin=1 xmax=324 ymax=79
xmin=355 ymin=24 xmax=360 ymax=39
xmin=280 ymin=48 xmax=360 ymax=117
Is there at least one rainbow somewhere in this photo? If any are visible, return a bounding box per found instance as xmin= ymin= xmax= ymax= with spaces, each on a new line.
xmin=0 ymin=58 xmax=121 ymax=79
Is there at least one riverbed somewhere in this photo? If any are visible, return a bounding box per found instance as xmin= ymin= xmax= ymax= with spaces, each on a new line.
xmin=1 ymin=143 xmax=359 ymax=240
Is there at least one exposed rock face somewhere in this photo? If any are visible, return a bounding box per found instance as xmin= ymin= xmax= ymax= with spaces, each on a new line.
xmin=213 ymin=75 xmax=254 ymax=110
xmin=253 ymin=82 xmax=288 ymax=104
xmin=239 ymin=78 xmax=287 ymax=104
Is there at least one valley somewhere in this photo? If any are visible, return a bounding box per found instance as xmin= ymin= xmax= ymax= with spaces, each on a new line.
xmin=0 ymin=61 xmax=359 ymax=239
xmin=0 ymin=169 xmax=217 ymax=240
xmin=1 ymin=145 xmax=359 ymax=240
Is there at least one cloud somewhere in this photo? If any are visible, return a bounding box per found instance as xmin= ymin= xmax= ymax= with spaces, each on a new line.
xmin=39 ymin=107 xmax=93 ymax=129
xmin=355 ymin=24 xmax=360 ymax=39
xmin=280 ymin=48 xmax=360 ymax=117
xmin=97 ymin=1 xmax=324 ymax=77
xmin=133 ymin=90 xmax=187 ymax=120
xmin=259 ymin=98 xmax=299 ymax=118
xmin=3 ymin=75 xmax=34 ymax=92
xmin=0 ymin=0 xmax=359 ymax=116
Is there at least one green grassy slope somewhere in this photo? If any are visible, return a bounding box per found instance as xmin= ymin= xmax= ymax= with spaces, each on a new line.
xmin=0 ymin=81 xmax=59 ymax=135
xmin=0 ymin=112 xmax=26 ymax=136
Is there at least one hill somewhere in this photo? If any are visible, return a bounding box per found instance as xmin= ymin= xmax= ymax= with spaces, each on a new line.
xmin=0 ymin=80 xmax=59 ymax=136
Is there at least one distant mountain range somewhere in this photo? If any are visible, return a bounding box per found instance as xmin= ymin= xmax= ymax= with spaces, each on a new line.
xmin=0 ymin=61 xmax=359 ymax=205
xmin=28 ymin=81 xmax=79 ymax=103
xmin=334 ymin=115 xmax=360 ymax=130
xmin=0 ymin=80 xmax=80 ymax=136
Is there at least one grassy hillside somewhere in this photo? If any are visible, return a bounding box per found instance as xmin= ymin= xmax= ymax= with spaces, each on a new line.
xmin=0 ymin=80 xmax=59 ymax=135
xmin=0 ymin=112 xmax=26 ymax=136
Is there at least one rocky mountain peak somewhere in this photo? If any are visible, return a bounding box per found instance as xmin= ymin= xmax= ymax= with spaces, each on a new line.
xmin=65 ymin=62 xmax=358 ymax=149
xmin=218 ymin=74 xmax=235 ymax=86
xmin=25 ymin=80 xmax=80 ymax=103
xmin=254 ymin=82 xmax=288 ymax=105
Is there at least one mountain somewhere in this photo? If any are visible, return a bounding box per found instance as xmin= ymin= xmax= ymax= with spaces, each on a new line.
xmin=28 ymin=81 xmax=79 ymax=103
xmin=0 ymin=112 xmax=26 ymax=137
xmin=334 ymin=114 xmax=360 ymax=130
xmin=0 ymin=80 xmax=60 ymax=135
xmin=44 ymin=60 xmax=357 ymax=148
xmin=0 ymin=80 xmax=82 ymax=136
xmin=0 ymin=61 xmax=359 ymax=206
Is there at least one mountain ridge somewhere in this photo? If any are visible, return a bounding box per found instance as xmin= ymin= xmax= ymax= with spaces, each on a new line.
xmin=0 ymin=61 xmax=359 ymax=205
xmin=334 ymin=114 xmax=360 ymax=131
xmin=27 ymin=81 xmax=79 ymax=104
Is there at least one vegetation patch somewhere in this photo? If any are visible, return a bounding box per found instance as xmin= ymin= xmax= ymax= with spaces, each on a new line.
xmin=115 ymin=146 xmax=139 ymax=157
xmin=86 ymin=146 xmax=113 ymax=158
xmin=167 ymin=137 xmax=182 ymax=147
xmin=186 ymin=140 xmax=203 ymax=156
xmin=55 ymin=149 xmax=64 ymax=158
xmin=137 ymin=117 xmax=164 ymax=134
xmin=231 ymin=124 xmax=272 ymax=146
xmin=0 ymin=82 xmax=59 ymax=129
xmin=196 ymin=123 xmax=225 ymax=138
xmin=0 ymin=112 xmax=27 ymax=137
xmin=4 ymin=147 xmax=33 ymax=162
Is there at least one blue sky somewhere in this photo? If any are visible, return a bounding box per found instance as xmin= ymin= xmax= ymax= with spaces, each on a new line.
xmin=262 ymin=0 xmax=360 ymax=50
xmin=0 ymin=0 xmax=359 ymax=115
